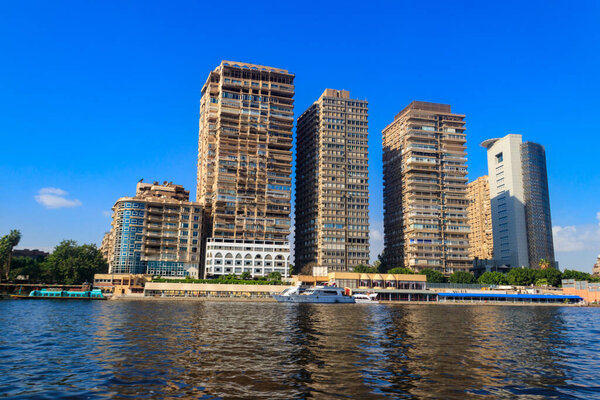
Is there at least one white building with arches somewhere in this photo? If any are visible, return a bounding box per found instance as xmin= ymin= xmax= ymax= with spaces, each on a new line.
xmin=205 ymin=238 xmax=291 ymax=278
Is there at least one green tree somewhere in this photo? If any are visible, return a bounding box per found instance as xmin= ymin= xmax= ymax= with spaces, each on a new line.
xmin=0 ymin=230 xmax=22 ymax=281
xmin=388 ymin=267 xmax=415 ymax=275
xmin=267 ymin=271 xmax=282 ymax=281
xmin=299 ymin=262 xmax=316 ymax=276
xmin=240 ymin=271 xmax=252 ymax=280
xmin=420 ymin=269 xmax=447 ymax=283
xmin=41 ymin=240 xmax=108 ymax=284
xmin=535 ymin=267 xmax=562 ymax=287
xmin=448 ymin=271 xmax=476 ymax=284
xmin=353 ymin=264 xmax=377 ymax=273
xmin=8 ymin=256 xmax=45 ymax=281
xmin=506 ymin=268 xmax=536 ymax=286
xmin=477 ymin=271 xmax=508 ymax=285
xmin=535 ymin=278 xmax=549 ymax=287
xmin=562 ymin=269 xmax=592 ymax=282
xmin=372 ymin=260 xmax=381 ymax=272
xmin=376 ymin=251 xmax=388 ymax=273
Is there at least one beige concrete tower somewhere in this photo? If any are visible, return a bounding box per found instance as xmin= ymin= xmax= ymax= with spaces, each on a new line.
xmin=467 ymin=176 xmax=493 ymax=260
xmin=197 ymin=61 xmax=294 ymax=242
xmin=382 ymin=101 xmax=470 ymax=274
xmin=295 ymin=89 xmax=370 ymax=274
xmin=197 ymin=61 xmax=294 ymax=277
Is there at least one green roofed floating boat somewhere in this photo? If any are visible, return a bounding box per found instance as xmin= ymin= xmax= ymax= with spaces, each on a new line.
xmin=11 ymin=288 xmax=106 ymax=300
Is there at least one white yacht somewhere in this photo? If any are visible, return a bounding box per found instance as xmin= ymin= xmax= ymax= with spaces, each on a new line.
xmin=273 ymin=285 xmax=355 ymax=303
xmin=353 ymin=293 xmax=379 ymax=304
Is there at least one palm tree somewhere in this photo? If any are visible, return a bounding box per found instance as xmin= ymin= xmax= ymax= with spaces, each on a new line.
xmin=538 ymin=258 xmax=551 ymax=270
xmin=1 ymin=230 xmax=22 ymax=280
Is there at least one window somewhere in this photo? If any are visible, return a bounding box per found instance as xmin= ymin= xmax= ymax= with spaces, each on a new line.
xmin=496 ymin=152 xmax=503 ymax=163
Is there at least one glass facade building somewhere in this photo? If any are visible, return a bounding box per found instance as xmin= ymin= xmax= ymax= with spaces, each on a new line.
xmin=106 ymin=182 xmax=203 ymax=278
xmin=521 ymin=142 xmax=555 ymax=267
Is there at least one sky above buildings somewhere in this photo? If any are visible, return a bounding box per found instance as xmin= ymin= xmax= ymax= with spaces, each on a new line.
xmin=1 ymin=0 xmax=599 ymax=271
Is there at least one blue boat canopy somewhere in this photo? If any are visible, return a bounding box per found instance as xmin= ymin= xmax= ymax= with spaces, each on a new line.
xmin=438 ymin=292 xmax=582 ymax=300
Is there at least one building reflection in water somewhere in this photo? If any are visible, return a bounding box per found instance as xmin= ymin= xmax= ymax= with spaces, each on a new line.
xmin=89 ymin=302 xmax=575 ymax=399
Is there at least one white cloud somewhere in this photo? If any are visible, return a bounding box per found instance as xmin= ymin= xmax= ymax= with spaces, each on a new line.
xmin=552 ymin=213 xmax=600 ymax=253
xmin=35 ymin=187 xmax=82 ymax=209
xmin=39 ymin=187 xmax=67 ymax=196
xmin=370 ymin=220 xmax=385 ymax=263
xmin=102 ymin=210 xmax=112 ymax=218
xmin=370 ymin=229 xmax=383 ymax=242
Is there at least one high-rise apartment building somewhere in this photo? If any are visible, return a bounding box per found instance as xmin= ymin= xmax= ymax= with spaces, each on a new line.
xmin=197 ymin=61 xmax=293 ymax=277
xmin=466 ymin=176 xmax=494 ymax=260
xmin=482 ymin=134 xmax=555 ymax=268
xmin=106 ymin=181 xmax=203 ymax=278
xmin=295 ymin=89 xmax=370 ymax=274
xmin=382 ymin=101 xmax=470 ymax=274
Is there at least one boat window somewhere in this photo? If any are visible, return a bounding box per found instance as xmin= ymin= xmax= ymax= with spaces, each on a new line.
xmin=323 ymin=291 xmax=339 ymax=295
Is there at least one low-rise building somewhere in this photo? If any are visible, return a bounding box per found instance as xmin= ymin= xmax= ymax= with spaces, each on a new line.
xmin=93 ymin=273 xmax=151 ymax=295
xmin=296 ymin=272 xmax=434 ymax=302
xmin=562 ymin=279 xmax=600 ymax=303
xmin=143 ymin=281 xmax=291 ymax=299
xmin=204 ymin=238 xmax=290 ymax=278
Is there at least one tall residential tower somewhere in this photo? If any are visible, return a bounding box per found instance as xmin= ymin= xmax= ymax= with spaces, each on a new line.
xmin=295 ymin=89 xmax=370 ymax=274
xmin=197 ymin=61 xmax=293 ymax=277
xmin=382 ymin=101 xmax=470 ymax=274
xmin=466 ymin=175 xmax=494 ymax=260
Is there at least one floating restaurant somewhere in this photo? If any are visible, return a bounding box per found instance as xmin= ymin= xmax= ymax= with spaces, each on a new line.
xmin=307 ymin=272 xmax=437 ymax=302
xmin=438 ymin=292 xmax=583 ymax=304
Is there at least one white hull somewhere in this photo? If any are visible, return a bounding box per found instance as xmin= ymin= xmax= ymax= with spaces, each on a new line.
xmin=353 ymin=299 xmax=380 ymax=304
xmin=273 ymin=294 xmax=355 ymax=303
xmin=353 ymin=293 xmax=379 ymax=304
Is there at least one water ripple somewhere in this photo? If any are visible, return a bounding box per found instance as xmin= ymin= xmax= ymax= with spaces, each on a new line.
xmin=1 ymin=301 xmax=600 ymax=398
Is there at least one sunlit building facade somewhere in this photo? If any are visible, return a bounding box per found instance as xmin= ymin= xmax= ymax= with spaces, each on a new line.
xmin=106 ymin=181 xmax=203 ymax=278
xmin=467 ymin=175 xmax=494 ymax=260
xmin=482 ymin=134 xmax=555 ymax=268
xmin=295 ymin=89 xmax=370 ymax=273
xmin=382 ymin=101 xmax=470 ymax=274
xmin=197 ymin=61 xmax=293 ymax=277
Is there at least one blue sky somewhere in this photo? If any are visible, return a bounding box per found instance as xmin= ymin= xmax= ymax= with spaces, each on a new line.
xmin=1 ymin=0 xmax=599 ymax=271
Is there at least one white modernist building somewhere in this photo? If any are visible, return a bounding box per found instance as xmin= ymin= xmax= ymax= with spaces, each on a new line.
xmin=204 ymin=238 xmax=291 ymax=278
xmin=481 ymin=134 xmax=529 ymax=268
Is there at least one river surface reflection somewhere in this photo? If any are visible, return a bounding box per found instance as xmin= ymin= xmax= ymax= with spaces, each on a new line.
xmin=1 ymin=300 xmax=600 ymax=399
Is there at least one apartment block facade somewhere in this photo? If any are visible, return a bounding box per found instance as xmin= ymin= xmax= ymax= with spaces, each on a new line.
xmin=295 ymin=89 xmax=370 ymax=274
xmin=466 ymin=176 xmax=494 ymax=260
xmin=197 ymin=61 xmax=293 ymax=276
xmin=382 ymin=101 xmax=470 ymax=274
xmin=106 ymin=181 xmax=203 ymax=278
xmin=482 ymin=134 xmax=555 ymax=268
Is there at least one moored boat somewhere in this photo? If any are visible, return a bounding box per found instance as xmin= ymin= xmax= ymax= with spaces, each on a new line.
xmin=11 ymin=288 xmax=106 ymax=300
xmin=353 ymin=293 xmax=379 ymax=304
xmin=273 ymin=285 xmax=355 ymax=303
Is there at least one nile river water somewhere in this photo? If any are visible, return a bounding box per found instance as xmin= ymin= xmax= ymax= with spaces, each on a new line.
xmin=1 ymin=300 xmax=600 ymax=399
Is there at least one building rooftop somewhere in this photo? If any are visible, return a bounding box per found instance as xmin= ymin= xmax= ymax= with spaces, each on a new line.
xmin=394 ymin=101 xmax=453 ymax=120
xmin=132 ymin=180 xmax=191 ymax=201
xmin=219 ymin=60 xmax=291 ymax=75
xmin=320 ymin=88 xmax=350 ymax=99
